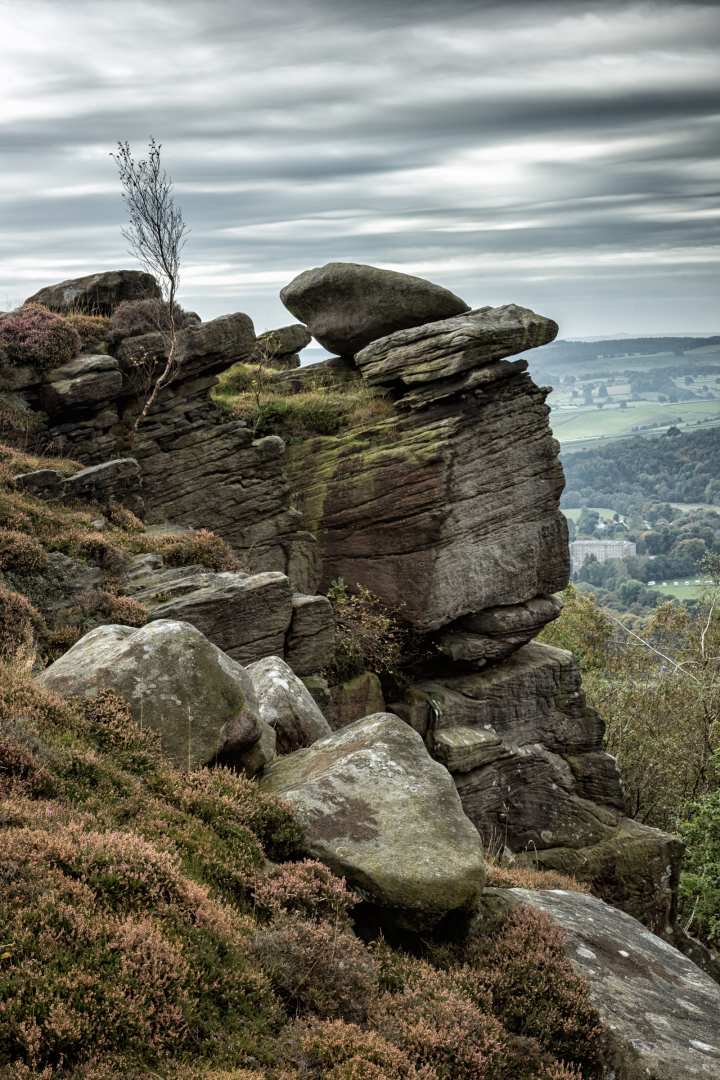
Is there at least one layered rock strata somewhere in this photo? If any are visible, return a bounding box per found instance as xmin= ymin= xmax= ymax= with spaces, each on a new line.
xmin=1 ymin=302 xmax=318 ymax=591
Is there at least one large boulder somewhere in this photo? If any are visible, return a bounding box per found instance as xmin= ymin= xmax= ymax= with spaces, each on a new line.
xmin=479 ymin=888 xmax=720 ymax=1079
xmin=280 ymin=261 xmax=469 ymax=356
xmin=246 ymin=656 xmax=331 ymax=753
xmin=261 ymin=712 xmax=485 ymax=924
xmin=37 ymin=620 xmax=269 ymax=772
xmin=26 ymin=270 xmax=161 ymax=315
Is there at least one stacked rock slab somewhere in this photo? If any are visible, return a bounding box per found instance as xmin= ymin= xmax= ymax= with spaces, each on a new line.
xmin=1 ymin=292 xmax=318 ymax=592
xmin=282 ymin=286 xmax=680 ymax=930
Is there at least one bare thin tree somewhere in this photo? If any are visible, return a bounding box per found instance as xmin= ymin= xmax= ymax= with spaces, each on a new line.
xmin=111 ymin=139 xmax=189 ymax=428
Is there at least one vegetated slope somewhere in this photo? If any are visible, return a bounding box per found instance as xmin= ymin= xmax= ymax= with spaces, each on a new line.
xmin=562 ymin=427 xmax=720 ymax=507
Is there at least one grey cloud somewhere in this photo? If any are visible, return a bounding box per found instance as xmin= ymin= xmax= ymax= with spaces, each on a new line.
xmin=0 ymin=0 xmax=718 ymax=334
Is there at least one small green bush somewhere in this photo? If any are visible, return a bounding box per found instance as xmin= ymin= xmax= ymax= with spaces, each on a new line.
xmin=0 ymin=304 xmax=81 ymax=371
xmin=327 ymin=579 xmax=406 ymax=684
xmin=679 ymin=784 xmax=720 ymax=949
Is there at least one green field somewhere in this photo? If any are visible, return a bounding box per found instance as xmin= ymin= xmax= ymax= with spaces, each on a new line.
xmin=647 ymin=579 xmax=713 ymax=601
xmin=551 ymin=399 xmax=720 ymax=446
xmin=563 ymin=507 xmax=617 ymax=523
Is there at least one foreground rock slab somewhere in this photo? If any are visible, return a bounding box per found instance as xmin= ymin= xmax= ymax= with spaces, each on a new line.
xmin=261 ymin=712 xmax=485 ymax=923
xmin=481 ymin=888 xmax=720 ymax=1079
xmin=280 ymin=261 xmax=469 ymax=356
xmin=26 ymin=269 xmax=161 ymax=314
xmin=38 ymin=620 xmax=269 ymax=772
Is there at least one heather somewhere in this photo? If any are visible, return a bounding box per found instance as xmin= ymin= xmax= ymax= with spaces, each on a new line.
xmin=0 ymin=657 xmax=608 ymax=1077
xmin=0 ymin=305 xmax=81 ymax=371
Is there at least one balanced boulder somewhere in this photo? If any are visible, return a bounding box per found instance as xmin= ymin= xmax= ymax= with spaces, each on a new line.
xmin=37 ymin=620 xmax=269 ymax=772
xmin=26 ymin=269 xmax=161 ymax=315
xmin=280 ymin=261 xmax=469 ymax=356
xmin=261 ymin=712 xmax=485 ymax=923
xmin=246 ymin=655 xmax=331 ymax=753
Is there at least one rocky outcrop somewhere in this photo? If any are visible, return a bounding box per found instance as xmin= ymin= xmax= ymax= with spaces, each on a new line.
xmin=285 ymin=593 xmax=335 ymax=676
xmin=1 ymin=299 xmax=319 ymax=591
xmin=37 ymin=620 xmax=272 ymax=772
xmin=261 ymin=712 xmax=485 ymax=926
xmin=25 ymin=269 xmax=161 ymax=314
xmin=288 ymin=309 xmax=568 ymax=631
xmin=479 ymin=888 xmax=720 ymax=1079
xmin=280 ymin=261 xmax=469 ymax=356
xmin=246 ymin=655 xmax=331 ymax=752
xmin=399 ymin=641 xmax=680 ymax=931
xmin=328 ymin=672 xmax=386 ymax=730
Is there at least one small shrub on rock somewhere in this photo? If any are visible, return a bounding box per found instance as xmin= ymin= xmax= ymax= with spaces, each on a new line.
xmin=64 ymin=312 xmax=111 ymax=351
xmin=0 ymin=304 xmax=81 ymax=371
xmin=327 ymin=579 xmax=406 ymax=683
xmin=159 ymin=528 xmax=242 ymax=572
xmin=248 ymin=913 xmax=380 ymax=1023
xmin=0 ymin=528 xmax=48 ymax=574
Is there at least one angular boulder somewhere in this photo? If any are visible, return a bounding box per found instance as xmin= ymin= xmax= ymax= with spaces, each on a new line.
xmin=256 ymin=323 xmax=311 ymax=368
xmin=285 ymin=593 xmax=335 ymax=676
xmin=479 ymin=888 xmax=720 ymax=1079
xmin=140 ymin=570 xmax=294 ymax=665
xmin=280 ymin=261 xmax=469 ymax=356
xmin=26 ymin=270 xmax=161 ymax=315
xmin=41 ymin=354 xmax=123 ymax=412
xmin=246 ymin=655 xmax=331 ymax=753
xmin=261 ymin=712 xmax=485 ymax=923
xmin=328 ymin=671 xmax=386 ymax=731
xmin=37 ymin=620 xmax=268 ymax=772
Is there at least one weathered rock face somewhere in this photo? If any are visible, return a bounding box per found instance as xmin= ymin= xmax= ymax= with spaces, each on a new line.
xmin=261 ymin=712 xmax=486 ymax=924
xmin=13 ymin=457 xmax=143 ymax=517
xmin=284 ymin=593 xmax=335 ymax=676
xmin=401 ymin=641 xmax=680 ymax=932
xmin=280 ymin=261 xmax=469 ymax=356
xmin=246 ymin=655 xmax=331 ymax=753
xmin=479 ymin=888 xmax=720 ymax=1079
xmin=289 ymin=345 xmax=568 ymax=632
xmin=37 ymin=620 xmax=270 ymax=772
xmin=26 ymin=270 xmax=161 ymax=315
xmin=328 ymin=672 xmax=386 ymax=730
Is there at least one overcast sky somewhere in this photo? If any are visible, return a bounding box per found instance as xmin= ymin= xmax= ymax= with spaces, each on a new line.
xmin=1 ymin=0 xmax=719 ymax=337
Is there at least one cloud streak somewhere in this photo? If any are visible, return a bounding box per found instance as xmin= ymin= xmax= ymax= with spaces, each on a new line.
xmin=0 ymin=0 xmax=718 ymax=334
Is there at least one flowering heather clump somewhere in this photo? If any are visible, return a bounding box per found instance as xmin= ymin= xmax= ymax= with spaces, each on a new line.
xmin=248 ymin=913 xmax=380 ymax=1023
xmin=63 ymin=311 xmax=111 ymax=351
xmin=283 ymin=1017 xmax=432 ymax=1079
xmin=0 ymin=585 xmax=45 ymax=659
xmin=252 ymin=859 xmax=359 ymax=922
xmin=0 ymin=527 xmax=48 ymax=574
xmin=467 ymin=905 xmax=607 ymax=1074
xmin=0 ymin=304 xmax=81 ymax=370
xmin=106 ymin=503 xmax=144 ymax=531
xmin=158 ymin=528 xmax=243 ymax=571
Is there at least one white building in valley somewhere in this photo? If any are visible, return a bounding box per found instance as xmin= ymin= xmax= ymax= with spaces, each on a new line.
xmin=570 ymin=539 xmax=637 ymax=573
